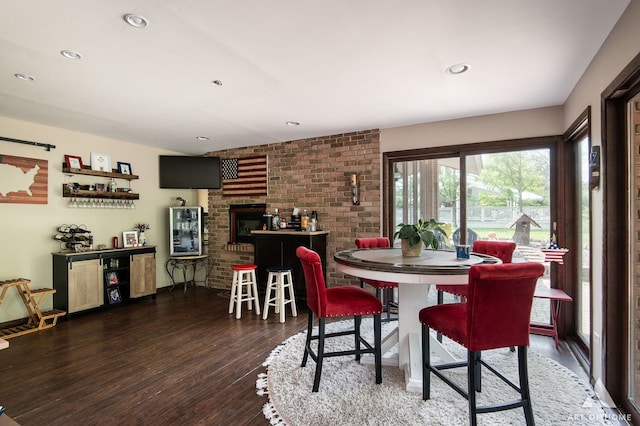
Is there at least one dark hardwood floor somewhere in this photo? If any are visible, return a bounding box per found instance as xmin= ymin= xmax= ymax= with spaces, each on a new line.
xmin=0 ymin=287 xmax=308 ymax=425
xmin=0 ymin=286 xmax=588 ymax=425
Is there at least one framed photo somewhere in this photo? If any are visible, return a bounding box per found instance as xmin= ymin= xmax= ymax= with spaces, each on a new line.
xmin=106 ymin=271 xmax=119 ymax=286
xmin=107 ymin=287 xmax=122 ymax=304
xmin=123 ymin=231 xmax=138 ymax=247
xmin=95 ymin=183 xmax=106 ymax=191
xmin=64 ymin=155 xmax=83 ymax=169
xmin=117 ymin=161 xmax=132 ymax=175
xmin=90 ymin=152 xmax=111 ymax=172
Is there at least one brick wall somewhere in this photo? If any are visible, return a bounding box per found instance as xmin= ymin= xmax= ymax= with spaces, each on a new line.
xmin=204 ymin=129 xmax=381 ymax=290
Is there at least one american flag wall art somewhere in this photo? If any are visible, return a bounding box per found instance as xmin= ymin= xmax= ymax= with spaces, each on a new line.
xmin=0 ymin=154 xmax=48 ymax=204
xmin=222 ymin=156 xmax=268 ymax=197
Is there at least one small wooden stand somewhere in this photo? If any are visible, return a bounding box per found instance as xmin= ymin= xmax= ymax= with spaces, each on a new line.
xmin=531 ymin=248 xmax=572 ymax=350
xmin=531 ymin=287 xmax=572 ymax=350
xmin=0 ymin=278 xmax=66 ymax=339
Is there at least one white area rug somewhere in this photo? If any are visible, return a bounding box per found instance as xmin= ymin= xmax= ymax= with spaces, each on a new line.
xmin=257 ymin=320 xmax=610 ymax=425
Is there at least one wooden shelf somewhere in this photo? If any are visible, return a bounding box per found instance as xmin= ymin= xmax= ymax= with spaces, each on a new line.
xmin=0 ymin=278 xmax=65 ymax=339
xmin=63 ymin=166 xmax=139 ymax=180
xmin=63 ymin=185 xmax=140 ymax=199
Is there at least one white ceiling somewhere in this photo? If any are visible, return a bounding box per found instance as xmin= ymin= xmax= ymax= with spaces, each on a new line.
xmin=0 ymin=0 xmax=631 ymax=155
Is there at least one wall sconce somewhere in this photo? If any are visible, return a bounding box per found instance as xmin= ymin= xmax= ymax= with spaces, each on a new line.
xmin=351 ymin=173 xmax=359 ymax=205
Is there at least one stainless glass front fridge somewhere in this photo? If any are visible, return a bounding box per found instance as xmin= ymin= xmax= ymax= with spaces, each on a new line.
xmin=169 ymin=206 xmax=202 ymax=256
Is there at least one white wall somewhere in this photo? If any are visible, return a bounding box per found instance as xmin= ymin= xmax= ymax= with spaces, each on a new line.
xmin=0 ymin=117 xmax=197 ymax=322
xmin=380 ymin=106 xmax=564 ymax=151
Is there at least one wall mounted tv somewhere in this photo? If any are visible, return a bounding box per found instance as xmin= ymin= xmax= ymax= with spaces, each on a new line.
xmin=159 ymin=156 xmax=221 ymax=189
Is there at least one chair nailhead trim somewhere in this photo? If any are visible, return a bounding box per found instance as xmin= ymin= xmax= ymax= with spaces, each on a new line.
xmin=326 ymin=310 xmax=383 ymax=317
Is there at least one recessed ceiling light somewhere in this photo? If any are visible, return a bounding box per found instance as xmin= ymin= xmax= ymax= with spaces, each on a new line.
xmin=446 ymin=63 xmax=470 ymax=75
xmin=285 ymin=121 xmax=300 ymax=127
xmin=14 ymin=73 xmax=35 ymax=81
xmin=212 ymin=80 xmax=223 ymax=86
xmin=123 ymin=13 xmax=149 ymax=28
xmin=196 ymin=136 xmax=210 ymax=141
xmin=61 ymin=50 xmax=82 ymax=60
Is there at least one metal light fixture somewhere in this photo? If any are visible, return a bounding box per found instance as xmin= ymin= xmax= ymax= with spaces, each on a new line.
xmin=351 ymin=173 xmax=359 ymax=205
xmin=446 ymin=63 xmax=470 ymax=75
xmin=61 ymin=50 xmax=82 ymax=60
xmin=123 ymin=13 xmax=149 ymax=28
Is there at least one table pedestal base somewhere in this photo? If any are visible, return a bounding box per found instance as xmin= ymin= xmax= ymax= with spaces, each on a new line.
xmin=361 ymin=282 xmax=458 ymax=392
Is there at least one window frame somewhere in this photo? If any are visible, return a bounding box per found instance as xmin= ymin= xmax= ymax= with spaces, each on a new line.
xmin=383 ymin=136 xmax=562 ymax=241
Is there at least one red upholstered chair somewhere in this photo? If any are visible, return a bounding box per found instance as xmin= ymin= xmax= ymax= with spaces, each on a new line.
xmin=354 ymin=237 xmax=398 ymax=321
xmin=420 ymin=262 xmax=545 ymax=426
xmin=436 ymin=240 xmax=516 ymax=304
xmin=436 ymin=240 xmax=516 ymax=344
xmin=296 ymin=246 xmax=383 ymax=392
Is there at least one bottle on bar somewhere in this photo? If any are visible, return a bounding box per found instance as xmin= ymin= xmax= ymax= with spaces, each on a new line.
xmin=272 ymin=208 xmax=280 ymax=230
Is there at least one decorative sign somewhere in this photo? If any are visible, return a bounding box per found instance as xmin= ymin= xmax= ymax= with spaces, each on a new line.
xmin=541 ymin=248 xmax=569 ymax=265
xmin=90 ymin=152 xmax=111 ymax=172
xmin=0 ymin=154 xmax=48 ymax=204
xmin=222 ymin=156 xmax=268 ymax=197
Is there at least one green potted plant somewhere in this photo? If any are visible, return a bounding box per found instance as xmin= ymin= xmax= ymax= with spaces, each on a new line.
xmin=393 ymin=218 xmax=447 ymax=257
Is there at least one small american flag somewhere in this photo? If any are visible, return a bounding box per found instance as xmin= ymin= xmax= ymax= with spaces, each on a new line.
xmin=541 ymin=248 xmax=569 ymax=265
xmin=222 ymin=156 xmax=268 ymax=197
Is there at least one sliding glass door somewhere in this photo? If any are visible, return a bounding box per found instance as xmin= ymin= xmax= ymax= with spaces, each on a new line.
xmin=392 ymin=148 xmax=551 ymax=249
xmin=392 ymin=158 xmax=459 ymax=247
xmin=387 ymin=139 xmax=558 ymax=325
xmin=576 ymin=136 xmax=591 ymax=348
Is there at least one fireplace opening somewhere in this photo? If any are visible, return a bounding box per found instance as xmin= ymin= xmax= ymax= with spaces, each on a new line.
xmin=229 ymin=203 xmax=267 ymax=243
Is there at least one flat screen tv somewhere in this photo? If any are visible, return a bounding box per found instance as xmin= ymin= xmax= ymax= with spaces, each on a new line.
xmin=159 ymin=156 xmax=221 ymax=189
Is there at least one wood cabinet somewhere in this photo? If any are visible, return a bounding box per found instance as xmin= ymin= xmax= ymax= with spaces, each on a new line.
xmin=130 ymin=252 xmax=156 ymax=298
xmin=53 ymin=246 xmax=156 ymax=317
xmin=252 ymin=231 xmax=329 ymax=302
xmin=67 ymin=259 xmax=104 ymax=313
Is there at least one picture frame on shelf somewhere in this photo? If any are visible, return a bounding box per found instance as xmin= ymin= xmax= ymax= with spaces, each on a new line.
xmin=95 ymin=183 xmax=106 ymax=191
xmin=64 ymin=155 xmax=83 ymax=169
xmin=107 ymin=287 xmax=122 ymax=304
xmin=90 ymin=152 xmax=111 ymax=173
xmin=117 ymin=161 xmax=132 ymax=175
xmin=106 ymin=271 xmax=119 ymax=285
xmin=123 ymin=231 xmax=138 ymax=247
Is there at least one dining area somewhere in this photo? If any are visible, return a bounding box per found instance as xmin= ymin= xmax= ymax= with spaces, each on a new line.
xmin=333 ymin=244 xmax=501 ymax=392
xmin=262 ymin=237 xmax=594 ymax=426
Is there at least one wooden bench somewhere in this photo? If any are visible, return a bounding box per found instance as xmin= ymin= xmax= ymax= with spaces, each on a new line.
xmin=530 ymin=287 xmax=572 ymax=350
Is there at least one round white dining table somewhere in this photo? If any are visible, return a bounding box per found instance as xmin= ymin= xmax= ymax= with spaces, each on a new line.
xmin=334 ymin=247 xmax=500 ymax=392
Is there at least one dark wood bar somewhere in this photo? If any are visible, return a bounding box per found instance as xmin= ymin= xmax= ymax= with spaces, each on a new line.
xmin=251 ymin=230 xmax=329 ymax=302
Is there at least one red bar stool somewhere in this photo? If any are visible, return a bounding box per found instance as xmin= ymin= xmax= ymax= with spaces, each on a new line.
xmin=420 ymin=262 xmax=545 ymax=426
xmin=228 ymin=264 xmax=260 ymax=319
xmin=436 ymin=240 xmax=516 ymax=305
xmin=435 ymin=240 xmax=516 ymax=343
xmin=297 ymin=246 xmax=383 ymax=392
xmin=354 ymin=237 xmax=398 ymax=322
xmin=262 ymin=266 xmax=297 ymax=323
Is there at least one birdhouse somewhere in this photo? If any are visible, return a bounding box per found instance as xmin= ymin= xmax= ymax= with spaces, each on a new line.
xmin=508 ymin=213 xmax=541 ymax=246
